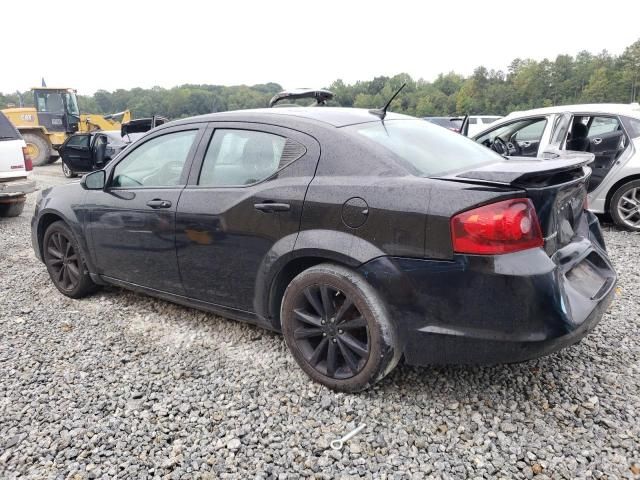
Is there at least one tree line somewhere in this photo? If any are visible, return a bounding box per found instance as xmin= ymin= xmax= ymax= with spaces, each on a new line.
xmin=2 ymin=39 xmax=639 ymax=119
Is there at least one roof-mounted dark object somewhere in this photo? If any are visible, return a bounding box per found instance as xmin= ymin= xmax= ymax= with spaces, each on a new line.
xmin=269 ymin=89 xmax=334 ymax=108
xmin=121 ymin=115 xmax=168 ymax=137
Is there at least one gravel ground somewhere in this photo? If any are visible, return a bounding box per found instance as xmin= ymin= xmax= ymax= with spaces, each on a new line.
xmin=1 ymin=164 xmax=639 ymax=479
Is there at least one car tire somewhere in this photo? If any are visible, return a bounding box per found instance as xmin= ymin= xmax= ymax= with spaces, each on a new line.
xmin=43 ymin=221 xmax=99 ymax=298
xmin=22 ymin=133 xmax=51 ymax=167
xmin=610 ymin=179 xmax=640 ymax=231
xmin=0 ymin=200 xmax=25 ymax=217
xmin=62 ymin=161 xmax=77 ymax=178
xmin=281 ymin=263 xmax=401 ymax=392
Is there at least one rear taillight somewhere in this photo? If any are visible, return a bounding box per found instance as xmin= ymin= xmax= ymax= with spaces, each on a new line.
xmin=22 ymin=147 xmax=33 ymax=171
xmin=451 ymin=198 xmax=543 ymax=255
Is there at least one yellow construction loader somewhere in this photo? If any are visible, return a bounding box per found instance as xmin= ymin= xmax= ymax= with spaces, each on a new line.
xmin=1 ymin=87 xmax=131 ymax=166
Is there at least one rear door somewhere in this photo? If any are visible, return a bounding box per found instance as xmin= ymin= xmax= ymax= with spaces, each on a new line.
xmin=176 ymin=122 xmax=320 ymax=312
xmin=585 ymin=115 xmax=627 ymax=190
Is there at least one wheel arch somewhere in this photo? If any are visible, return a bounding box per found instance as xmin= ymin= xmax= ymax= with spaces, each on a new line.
xmin=604 ymin=173 xmax=640 ymax=214
xmin=36 ymin=209 xmax=98 ymax=275
xmin=258 ymin=229 xmax=387 ymax=330
xmin=18 ymin=127 xmax=51 ymax=142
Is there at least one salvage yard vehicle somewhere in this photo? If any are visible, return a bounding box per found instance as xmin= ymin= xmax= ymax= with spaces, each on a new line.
xmin=31 ymin=96 xmax=617 ymax=391
xmin=59 ymin=116 xmax=168 ymax=178
xmin=0 ymin=112 xmax=35 ymax=217
xmin=1 ymin=87 xmax=132 ymax=166
xmin=423 ymin=116 xmax=463 ymax=132
xmin=467 ymin=103 xmax=640 ymax=231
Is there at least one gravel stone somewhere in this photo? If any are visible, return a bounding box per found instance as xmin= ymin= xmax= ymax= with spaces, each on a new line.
xmin=0 ymin=164 xmax=638 ymax=479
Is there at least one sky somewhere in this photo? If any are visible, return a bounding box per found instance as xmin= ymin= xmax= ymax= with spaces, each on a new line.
xmin=2 ymin=0 xmax=639 ymax=95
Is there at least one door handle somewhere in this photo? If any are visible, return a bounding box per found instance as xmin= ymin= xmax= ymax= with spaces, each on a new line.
xmin=593 ymin=138 xmax=603 ymax=145
xmin=146 ymin=199 xmax=172 ymax=209
xmin=521 ymin=141 xmax=531 ymax=148
xmin=254 ymin=202 xmax=290 ymax=212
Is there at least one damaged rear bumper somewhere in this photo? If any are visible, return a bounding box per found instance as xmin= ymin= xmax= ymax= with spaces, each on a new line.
xmin=358 ymin=213 xmax=616 ymax=366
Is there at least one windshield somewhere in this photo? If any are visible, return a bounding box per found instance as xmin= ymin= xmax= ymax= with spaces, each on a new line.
xmin=349 ymin=119 xmax=503 ymax=176
xmin=64 ymin=92 xmax=80 ymax=116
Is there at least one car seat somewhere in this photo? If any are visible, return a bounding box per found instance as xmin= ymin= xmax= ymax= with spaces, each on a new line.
xmin=567 ymin=123 xmax=590 ymax=152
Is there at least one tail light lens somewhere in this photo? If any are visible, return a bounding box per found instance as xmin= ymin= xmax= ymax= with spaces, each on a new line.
xmin=22 ymin=147 xmax=33 ymax=171
xmin=451 ymin=198 xmax=543 ymax=255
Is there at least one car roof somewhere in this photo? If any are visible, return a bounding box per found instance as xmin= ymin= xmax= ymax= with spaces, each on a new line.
xmin=165 ymin=107 xmax=414 ymax=128
xmin=505 ymin=103 xmax=640 ymax=119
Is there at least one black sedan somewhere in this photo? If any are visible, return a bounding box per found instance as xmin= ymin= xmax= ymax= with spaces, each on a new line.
xmin=31 ymin=106 xmax=616 ymax=391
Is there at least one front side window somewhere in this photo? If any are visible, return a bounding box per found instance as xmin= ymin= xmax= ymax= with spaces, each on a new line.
xmin=112 ymin=130 xmax=197 ymax=188
xmin=350 ymin=119 xmax=503 ymax=176
xmin=198 ymin=129 xmax=304 ymax=186
xmin=66 ymin=134 xmax=90 ymax=148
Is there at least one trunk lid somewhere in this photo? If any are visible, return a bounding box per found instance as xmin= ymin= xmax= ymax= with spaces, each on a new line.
xmin=437 ymin=153 xmax=594 ymax=255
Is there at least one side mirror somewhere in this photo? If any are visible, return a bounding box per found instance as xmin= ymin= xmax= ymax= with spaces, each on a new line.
xmin=81 ymin=170 xmax=105 ymax=190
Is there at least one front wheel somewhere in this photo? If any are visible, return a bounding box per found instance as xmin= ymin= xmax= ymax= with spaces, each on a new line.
xmin=43 ymin=221 xmax=99 ymax=298
xmin=281 ymin=263 xmax=401 ymax=392
xmin=610 ymin=180 xmax=640 ymax=231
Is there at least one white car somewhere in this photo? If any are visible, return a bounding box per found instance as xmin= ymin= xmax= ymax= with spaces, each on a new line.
xmin=468 ymin=104 xmax=640 ymax=231
xmin=467 ymin=115 xmax=502 ymax=136
xmin=0 ymin=112 xmax=35 ymax=217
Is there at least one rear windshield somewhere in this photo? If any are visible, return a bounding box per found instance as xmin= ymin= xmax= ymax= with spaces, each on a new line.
xmin=0 ymin=112 xmax=21 ymax=141
xmin=348 ymin=119 xmax=503 ymax=176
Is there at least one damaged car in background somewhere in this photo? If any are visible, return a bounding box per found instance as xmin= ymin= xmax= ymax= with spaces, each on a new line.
xmin=59 ymin=116 xmax=168 ymax=178
xmin=31 ymin=89 xmax=617 ymax=391
xmin=465 ymin=103 xmax=640 ymax=231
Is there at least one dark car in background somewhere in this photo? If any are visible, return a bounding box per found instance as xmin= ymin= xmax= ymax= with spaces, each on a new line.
xmin=59 ymin=116 xmax=167 ymax=178
xmin=31 ymin=103 xmax=616 ymax=391
xmin=423 ymin=116 xmax=463 ymax=132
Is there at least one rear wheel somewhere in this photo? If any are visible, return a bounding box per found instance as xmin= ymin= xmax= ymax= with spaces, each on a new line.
xmin=61 ymin=161 xmax=77 ymax=178
xmin=610 ymin=180 xmax=640 ymax=231
xmin=22 ymin=133 xmax=51 ymax=167
xmin=281 ymin=263 xmax=400 ymax=392
xmin=43 ymin=221 xmax=99 ymax=298
xmin=0 ymin=199 xmax=25 ymax=217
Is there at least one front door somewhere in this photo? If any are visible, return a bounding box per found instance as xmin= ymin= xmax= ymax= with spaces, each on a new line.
xmin=60 ymin=134 xmax=92 ymax=172
xmin=85 ymin=126 xmax=204 ymax=294
xmin=176 ymin=123 xmax=320 ymax=312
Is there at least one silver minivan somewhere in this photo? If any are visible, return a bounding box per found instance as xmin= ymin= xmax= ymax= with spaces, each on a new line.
xmin=468 ymin=104 xmax=640 ymax=231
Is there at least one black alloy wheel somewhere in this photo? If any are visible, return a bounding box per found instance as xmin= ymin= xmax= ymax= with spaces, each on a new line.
xmin=43 ymin=221 xmax=98 ymax=298
xmin=46 ymin=230 xmax=81 ymax=291
xmin=281 ymin=263 xmax=400 ymax=392
xmin=292 ymin=284 xmax=370 ymax=379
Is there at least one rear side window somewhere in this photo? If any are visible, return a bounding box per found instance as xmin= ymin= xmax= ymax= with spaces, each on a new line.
xmin=350 ymin=119 xmax=503 ymax=176
xmin=0 ymin=112 xmax=20 ymax=140
xmin=587 ymin=116 xmax=620 ymax=136
xmin=198 ymin=129 xmax=305 ymax=187
xmin=621 ymin=116 xmax=640 ymax=138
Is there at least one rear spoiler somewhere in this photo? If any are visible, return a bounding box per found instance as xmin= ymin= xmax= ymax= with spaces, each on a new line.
xmin=121 ymin=115 xmax=168 ymax=136
xmin=438 ymin=152 xmax=594 ymax=185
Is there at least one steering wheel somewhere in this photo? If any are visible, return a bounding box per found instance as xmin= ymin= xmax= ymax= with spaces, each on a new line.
xmin=491 ymin=137 xmax=509 ymax=155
